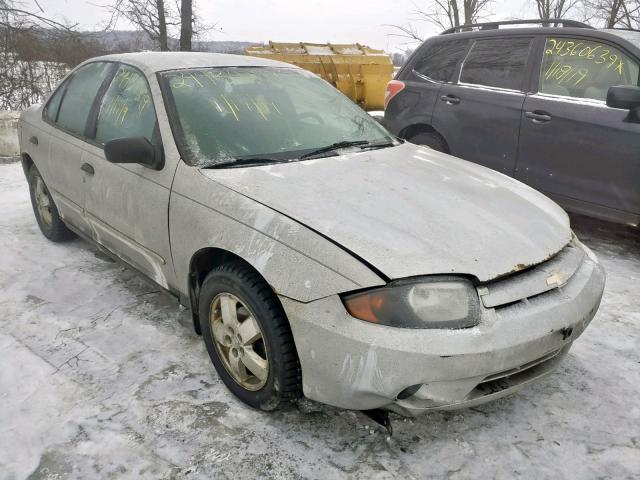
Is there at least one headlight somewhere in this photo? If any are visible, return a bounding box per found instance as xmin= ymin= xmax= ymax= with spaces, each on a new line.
xmin=341 ymin=277 xmax=481 ymax=329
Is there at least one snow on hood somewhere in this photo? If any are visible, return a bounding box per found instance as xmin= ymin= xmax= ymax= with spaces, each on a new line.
xmin=200 ymin=143 xmax=571 ymax=282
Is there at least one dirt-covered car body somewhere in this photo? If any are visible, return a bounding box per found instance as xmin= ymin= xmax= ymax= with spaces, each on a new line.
xmin=18 ymin=52 xmax=605 ymax=415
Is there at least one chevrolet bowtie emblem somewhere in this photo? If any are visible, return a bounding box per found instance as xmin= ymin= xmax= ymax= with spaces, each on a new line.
xmin=546 ymin=272 xmax=567 ymax=286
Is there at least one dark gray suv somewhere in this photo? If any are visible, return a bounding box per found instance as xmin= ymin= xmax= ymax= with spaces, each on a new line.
xmin=384 ymin=19 xmax=640 ymax=226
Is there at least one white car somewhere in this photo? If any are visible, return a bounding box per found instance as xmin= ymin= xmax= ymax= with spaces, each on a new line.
xmin=18 ymin=52 xmax=605 ymax=419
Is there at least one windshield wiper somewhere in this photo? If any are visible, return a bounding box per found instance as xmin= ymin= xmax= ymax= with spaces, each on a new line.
xmin=359 ymin=139 xmax=396 ymax=151
xmin=203 ymin=157 xmax=291 ymax=169
xmin=298 ymin=140 xmax=370 ymax=160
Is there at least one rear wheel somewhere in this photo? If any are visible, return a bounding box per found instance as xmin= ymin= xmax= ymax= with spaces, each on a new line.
xmin=199 ymin=261 xmax=301 ymax=410
xmin=28 ymin=165 xmax=75 ymax=242
xmin=408 ymin=131 xmax=448 ymax=153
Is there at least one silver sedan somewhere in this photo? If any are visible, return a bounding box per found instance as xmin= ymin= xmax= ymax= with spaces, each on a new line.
xmin=18 ymin=52 xmax=605 ymax=417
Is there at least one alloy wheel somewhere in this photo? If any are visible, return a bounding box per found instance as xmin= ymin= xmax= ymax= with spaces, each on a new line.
xmin=209 ymin=293 xmax=269 ymax=391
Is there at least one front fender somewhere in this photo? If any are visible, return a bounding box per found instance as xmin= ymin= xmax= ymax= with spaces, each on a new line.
xmin=169 ymin=162 xmax=385 ymax=302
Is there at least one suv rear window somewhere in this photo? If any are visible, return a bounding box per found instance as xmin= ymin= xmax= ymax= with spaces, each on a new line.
xmin=412 ymin=40 xmax=469 ymax=82
xmin=460 ymin=37 xmax=533 ymax=90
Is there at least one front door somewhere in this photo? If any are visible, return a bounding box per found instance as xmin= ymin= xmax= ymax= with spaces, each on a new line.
xmin=82 ymin=64 xmax=177 ymax=290
xmin=432 ymin=36 xmax=535 ymax=175
xmin=516 ymin=36 xmax=640 ymax=224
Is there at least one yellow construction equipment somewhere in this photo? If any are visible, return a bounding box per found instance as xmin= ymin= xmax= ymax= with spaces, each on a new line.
xmin=245 ymin=42 xmax=394 ymax=111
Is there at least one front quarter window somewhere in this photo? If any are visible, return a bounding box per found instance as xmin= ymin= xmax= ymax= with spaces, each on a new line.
xmin=160 ymin=67 xmax=392 ymax=166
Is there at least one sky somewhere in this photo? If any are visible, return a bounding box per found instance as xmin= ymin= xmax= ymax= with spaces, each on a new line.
xmin=38 ymin=0 xmax=540 ymax=52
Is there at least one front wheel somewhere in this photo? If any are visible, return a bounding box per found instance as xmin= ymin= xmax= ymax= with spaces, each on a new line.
xmin=199 ymin=261 xmax=301 ymax=410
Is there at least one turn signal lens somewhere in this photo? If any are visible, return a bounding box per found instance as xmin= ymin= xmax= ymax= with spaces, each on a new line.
xmin=343 ymin=291 xmax=385 ymax=323
xmin=342 ymin=277 xmax=481 ymax=329
xmin=384 ymin=80 xmax=405 ymax=110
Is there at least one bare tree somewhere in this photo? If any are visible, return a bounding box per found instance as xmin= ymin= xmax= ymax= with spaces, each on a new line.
xmin=0 ymin=0 xmax=77 ymax=31
xmin=387 ymin=0 xmax=494 ymax=42
xmin=102 ymin=0 xmax=213 ymax=52
xmin=534 ymin=0 xmax=584 ymax=19
xmin=584 ymin=0 xmax=640 ymax=27
xmin=179 ymin=0 xmax=192 ymax=51
xmin=102 ymin=0 xmax=179 ymax=51
xmin=419 ymin=0 xmax=495 ymax=29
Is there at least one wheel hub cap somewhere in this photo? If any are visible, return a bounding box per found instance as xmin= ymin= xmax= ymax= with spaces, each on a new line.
xmin=209 ymin=293 xmax=269 ymax=391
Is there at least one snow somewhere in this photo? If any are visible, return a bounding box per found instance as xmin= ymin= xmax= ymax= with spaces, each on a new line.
xmin=0 ymin=111 xmax=20 ymax=156
xmin=0 ymin=161 xmax=639 ymax=478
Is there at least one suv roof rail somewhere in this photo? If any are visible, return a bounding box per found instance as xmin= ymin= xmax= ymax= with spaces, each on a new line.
xmin=607 ymin=26 xmax=640 ymax=32
xmin=440 ymin=19 xmax=594 ymax=35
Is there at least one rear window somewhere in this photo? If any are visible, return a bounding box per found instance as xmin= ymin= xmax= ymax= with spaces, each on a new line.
xmin=56 ymin=62 xmax=113 ymax=136
xmin=460 ymin=37 xmax=533 ymax=90
xmin=44 ymin=82 xmax=66 ymax=123
xmin=412 ymin=40 xmax=469 ymax=82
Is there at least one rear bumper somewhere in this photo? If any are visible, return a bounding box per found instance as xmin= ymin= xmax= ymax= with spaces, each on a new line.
xmin=280 ymin=253 xmax=605 ymax=415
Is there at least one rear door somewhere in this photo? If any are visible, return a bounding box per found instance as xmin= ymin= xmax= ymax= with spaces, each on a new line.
xmin=44 ymin=62 xmax=115 ymax=236
xmin=432 ymin=36 xmax=535 ymax=175
xmin=386 ymin=38 xmax=470 ymax=135
xmin=516 ymin=35 xmax=640 ymax=223
xmin=81 ymin=64 xmax=177 ymax=290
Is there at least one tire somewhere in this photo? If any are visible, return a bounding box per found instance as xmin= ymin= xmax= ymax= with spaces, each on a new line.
xmin=199 ymin=261 xmax=301 ymax=410
xmin=408 ymin=131 xmax=448 ymax=153
xmin=27 ymin=165 xmax=75 ymax=242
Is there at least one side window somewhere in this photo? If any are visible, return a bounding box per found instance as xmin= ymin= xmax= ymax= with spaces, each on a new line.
xmin=56 ymin=62 xmax=113 ymax=135
xmin=44 ymin=82 xmax=66 ymax=123
xmin=460 ymin=37 xmax=533 ymax=90
xmin=539 ymin=37 xmax=640 ymax=101
xmin=412 ymin=40 xmax=469 ymax=82
xmin=95 ymin=65 xmax=157 ymax=145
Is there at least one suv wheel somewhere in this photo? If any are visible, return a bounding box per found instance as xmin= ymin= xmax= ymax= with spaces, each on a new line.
xmin=28 ymin=165 xmax=75 ymax=242
xmin=409 ymin=131 xmax=448 ymax=153
xmin=199 ymin=261 xmax=301 ymax=410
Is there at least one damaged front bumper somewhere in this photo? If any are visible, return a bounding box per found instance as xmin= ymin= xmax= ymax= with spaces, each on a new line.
xmin=280 ymin=246 xmax=605 ymax=416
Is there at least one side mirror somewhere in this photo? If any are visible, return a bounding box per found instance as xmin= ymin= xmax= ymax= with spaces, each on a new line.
xmin=607 ymin=85 xmax=640 ymax=122
xmin=104 ymin=137 xmax=164 ymax=170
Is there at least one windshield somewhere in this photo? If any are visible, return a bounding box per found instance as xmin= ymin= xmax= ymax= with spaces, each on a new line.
xmin=160 ymin=67 xmax=393 ymax=167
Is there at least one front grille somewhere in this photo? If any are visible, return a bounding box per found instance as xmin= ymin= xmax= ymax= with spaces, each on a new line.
xmin=477 ymin=241 xmax=585 ymax=310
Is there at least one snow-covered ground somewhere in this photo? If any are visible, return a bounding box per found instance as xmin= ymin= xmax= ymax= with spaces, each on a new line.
xmin=1 ymin=161 xmax=639 ymax=479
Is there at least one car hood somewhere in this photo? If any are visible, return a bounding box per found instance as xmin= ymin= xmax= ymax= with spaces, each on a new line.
xmin=200 ymin=143 xmax=571 ymax=282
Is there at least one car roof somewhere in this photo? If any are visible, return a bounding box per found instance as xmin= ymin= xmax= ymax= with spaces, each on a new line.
xmin=426 ymin=26 xmax=640 ymax=56
xmin=79 ymin=51 xmax=298 ymax=76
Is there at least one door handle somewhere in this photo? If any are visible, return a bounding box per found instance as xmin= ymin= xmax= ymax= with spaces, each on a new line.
xmin=29 ymin=135 xmax=38 ymax=145
xmin=440 ymin=94 xmax=461 ymax=105
xmin=525 ymin=111 xmax=552 ymax=123
xmin=81 ymin=163 xmax=95 ymax=175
